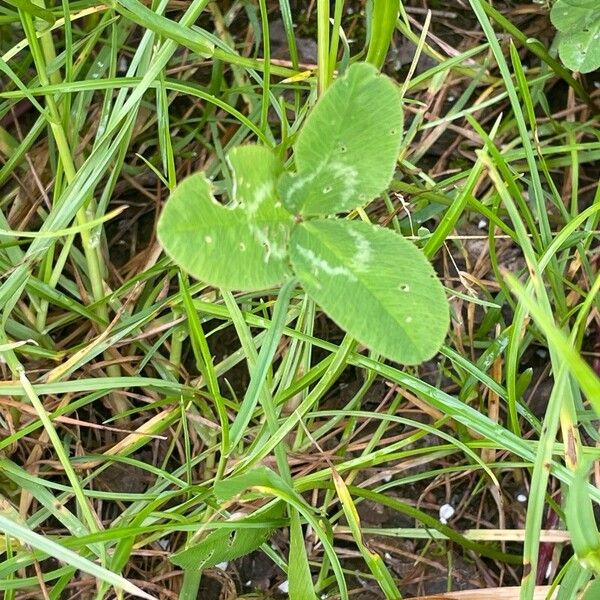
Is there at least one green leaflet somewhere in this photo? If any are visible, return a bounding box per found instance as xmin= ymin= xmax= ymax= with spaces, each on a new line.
xmin=157 ymin=145 xmax=293 ymax=291
xmin=278 ymin=62 xmax=403 ymax=216
xmin=550 ymin=0 xmax=600 ymax=73
xmin=550 ymin=0 xmax=599 ymax=33
xmin=556 ymin=21 xmax=600 ymax=74
xmin=290 ymin=219 xmax=449 ymax=365
xmin=169 ymin=504 xmax=285 ymax=570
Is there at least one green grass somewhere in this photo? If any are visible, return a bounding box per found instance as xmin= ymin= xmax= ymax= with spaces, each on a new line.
xmin=1 ymin=1 xmax=600 ymax=599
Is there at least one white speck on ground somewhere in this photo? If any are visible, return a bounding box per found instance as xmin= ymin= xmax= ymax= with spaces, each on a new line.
xmin=439 ymin=503 xmax=455 ymax=524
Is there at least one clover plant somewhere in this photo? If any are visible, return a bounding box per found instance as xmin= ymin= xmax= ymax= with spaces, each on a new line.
xmin=158 ymin=62 xmax=449 ymax=365
xmin=550 ymin=0 xmax=600 ymax=73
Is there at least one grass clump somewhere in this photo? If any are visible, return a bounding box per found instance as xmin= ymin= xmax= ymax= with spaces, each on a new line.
xmin=0 ymin=1 xmax=599 ymax=599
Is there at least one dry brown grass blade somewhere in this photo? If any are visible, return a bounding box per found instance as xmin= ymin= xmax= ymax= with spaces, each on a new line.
xmin=411 ymin=585 xmax=557 ymax=599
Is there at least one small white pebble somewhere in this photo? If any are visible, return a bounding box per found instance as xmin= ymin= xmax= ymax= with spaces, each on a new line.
xmin=383 ymin=474 xmax=393 ymax=483
xmin=478 ymin=219 xmax=487 ymax=230
xmin=448 ymin=94 xmax=455 ymax=102
xmin=545 ymin=562 xmax=552 ymax=580
xmin=157 ymin=538 xmax=169 ymax=549
xmin=215 ymin=561 xmax=228 ymax=571
xmin=278 ymin=580 xmax=289 ymax=593
xmin=244 ymin=580 xmax=252 ymax=587
xmin=384 ymin=552 xmax=392 ymax=560
xmin=517 ymin=493 xmax=528 ymax=503
xmin=439 ymin=503 xmax=455 ymax=524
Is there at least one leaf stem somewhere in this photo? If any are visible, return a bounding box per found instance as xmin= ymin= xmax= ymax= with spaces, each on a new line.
xmin=366 ymin=0 xmax=398 ymax=70
xmin=228 ymin=278 xmax=297 ymax=483
xmin=317 ymin=0 xmax=330 ymax=93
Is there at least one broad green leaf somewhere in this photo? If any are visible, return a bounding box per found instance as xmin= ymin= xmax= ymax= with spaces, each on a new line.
xmin=550 ymin=0 xmax=600 ymax=73
xmin=157 ymin=145 xmax=294 ymax=291
xmin=557 ymin=21 xmax=600 ymax=74
xmin=290 ymin=219 xmax=449 ymax=365
xmin=169 ymin=504 xmax=285 ymax=570
xmin=550 ymin=0 xmax=599 ymax=34
xmin=279 ymin=62 xmax=403 ymax=216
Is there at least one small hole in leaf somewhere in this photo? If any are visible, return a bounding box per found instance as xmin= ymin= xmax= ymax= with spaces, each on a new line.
xmin=399 ymin=283 xmax=410 ymax=292
xmin=228 ymin=531 xmax=236 ymax=547
xmin=239 ymin=242 xmax=246 ymax=251
xmin=323 ymin=185 xmax=332 ymax=194
xmin=339 ymin=144 xmax=347 ymax=153
xmin=390 ymin=129 xmax=398 ymax=135
xmin=205 ymin=235 xmax=213 ymax=244
xmin=263 ymin=241 xmax=271 ymax=261
xmin=405 ymin=316 xmax=413 ymax=324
